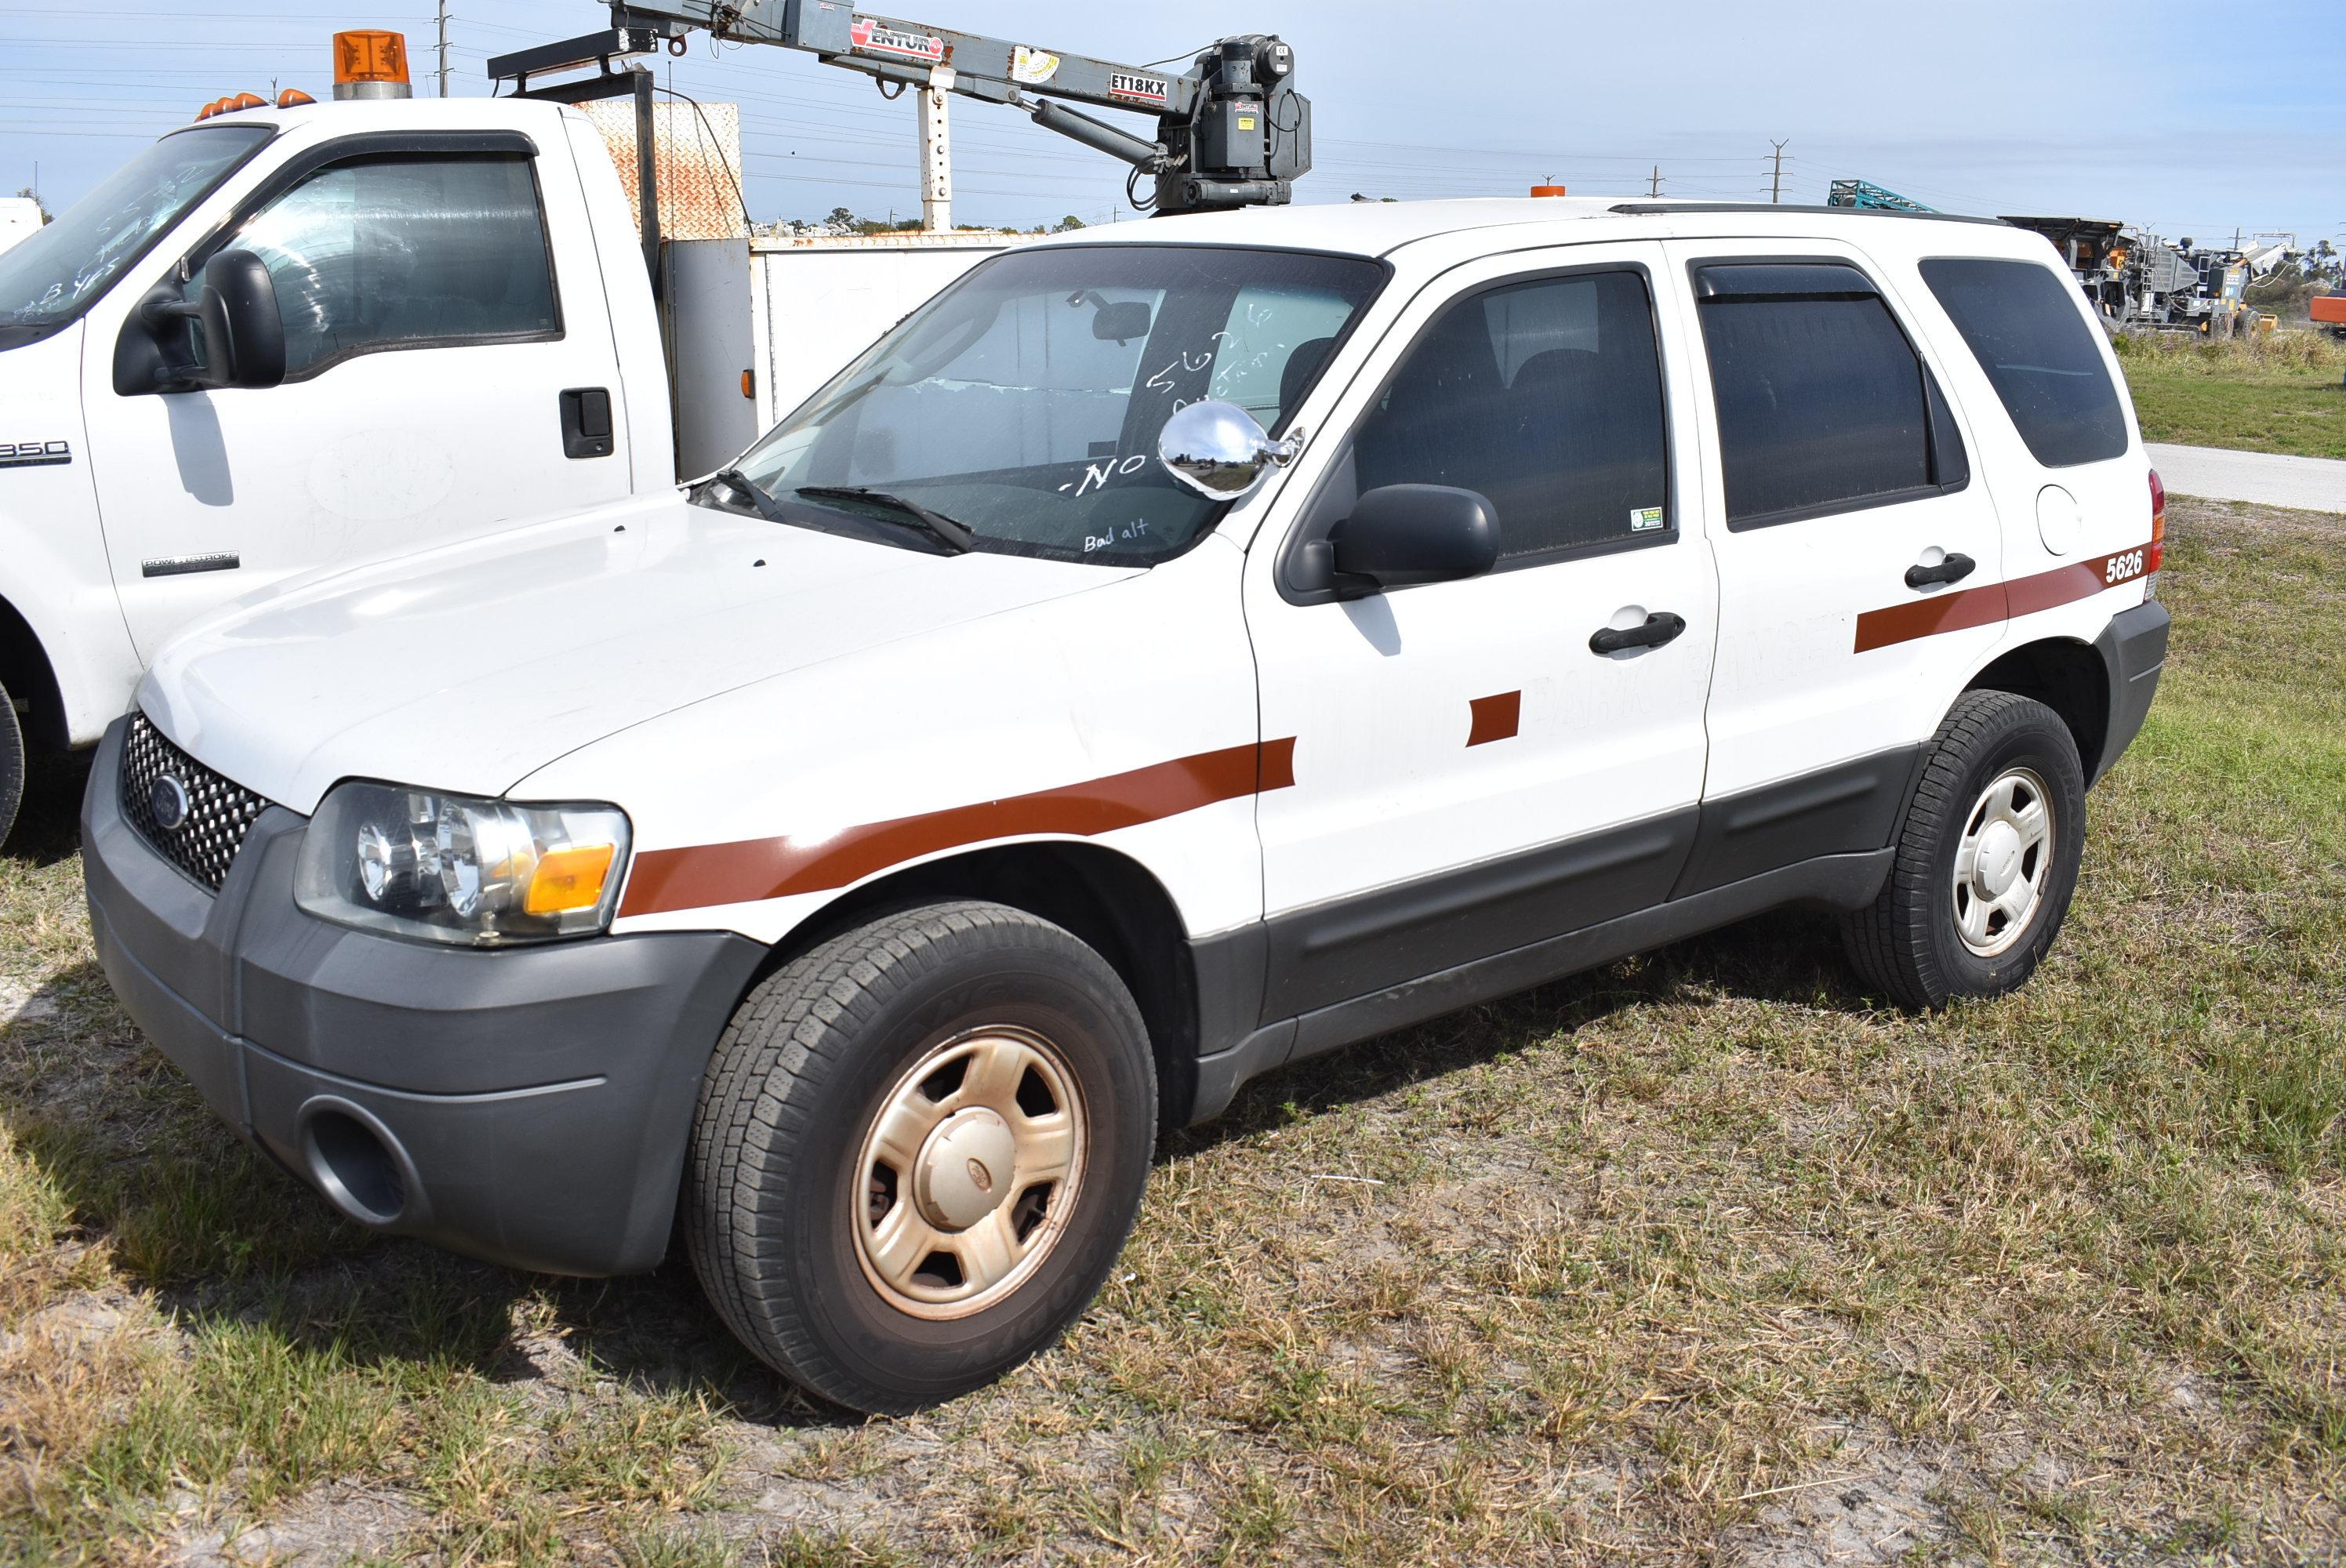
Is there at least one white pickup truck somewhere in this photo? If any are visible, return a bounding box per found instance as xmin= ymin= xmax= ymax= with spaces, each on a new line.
xmin=0 ymin=93 xmax=1015 ymax=841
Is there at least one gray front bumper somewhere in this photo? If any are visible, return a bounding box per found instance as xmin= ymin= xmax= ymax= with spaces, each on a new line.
xmin=80 ymin=718 xmax=764 ymax=1276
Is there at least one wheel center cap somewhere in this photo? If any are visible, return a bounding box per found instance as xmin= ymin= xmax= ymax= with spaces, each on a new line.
xmin=913 ymin=1109 xmax=1019 ymax=1230
xmin=1975 ymin=820 xmax=2024 ymax=898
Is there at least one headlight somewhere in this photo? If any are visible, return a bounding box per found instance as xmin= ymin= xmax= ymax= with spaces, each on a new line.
xmin=294 ymin=782 xmax=631 ymax=946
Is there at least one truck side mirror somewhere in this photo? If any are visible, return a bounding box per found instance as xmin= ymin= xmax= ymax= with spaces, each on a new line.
xmin=1323 ymin=484 xmax=1499 ymax=594
xmin=112 ymin=250 xmax=287 ymax=395
xmin=1157 ymin=398 xmax=1300 ymax=500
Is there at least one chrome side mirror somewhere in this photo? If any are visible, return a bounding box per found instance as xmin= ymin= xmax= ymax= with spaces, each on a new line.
xmin=1157 ymin=399 xmax=1302 ymax=500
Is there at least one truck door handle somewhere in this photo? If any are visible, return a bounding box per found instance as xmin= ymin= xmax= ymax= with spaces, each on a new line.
xmin=1589 ymin=612 xmax=1687 ymax=655
xmin=1905 ymin=551 xmax=1977 ymax=589
xmin=559 ymin=387 xmax=615 ymax=459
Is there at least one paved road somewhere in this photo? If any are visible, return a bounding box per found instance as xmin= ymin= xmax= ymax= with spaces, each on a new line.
xmin=2146 ymin=442 xmax=2346 ymax=514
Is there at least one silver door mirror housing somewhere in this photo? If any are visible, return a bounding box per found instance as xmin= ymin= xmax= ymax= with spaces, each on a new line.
xmin=1157 ymin=399 xmax=1302 ymax=500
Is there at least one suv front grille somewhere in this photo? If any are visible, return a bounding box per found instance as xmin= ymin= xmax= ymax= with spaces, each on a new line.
xmin=120 ymin=713 xmax=274 ymax=892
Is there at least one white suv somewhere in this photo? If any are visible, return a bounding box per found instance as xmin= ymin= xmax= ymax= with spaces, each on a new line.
xmin=82 ymin=198 xmax=2170 ymax=1413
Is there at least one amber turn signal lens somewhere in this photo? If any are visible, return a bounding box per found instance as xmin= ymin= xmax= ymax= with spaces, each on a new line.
xmin=521 ymin=844 xmax=617 ymax=916
xmin=741 ymin=368 xmax=755 ymax=399
xmin=334 ymin=29 xmax=410 ymax=85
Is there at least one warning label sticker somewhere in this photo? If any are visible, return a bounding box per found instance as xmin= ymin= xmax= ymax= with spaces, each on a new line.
xmin=849 ymin=16 xmax=946 ymax=62
xmin=1011 ymin=44 xmax=1059 ymax=84
xmin=1629 ymin=506 xmax=1665 ymax=532
xmin=1108 ymin=71 xmax=1169 ymax=103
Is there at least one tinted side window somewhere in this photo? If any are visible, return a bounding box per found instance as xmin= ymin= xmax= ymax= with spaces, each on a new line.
xmin=1919 ymin=257 xmax=2128 ymax=467
xmin=223 ymin=156 xmax=557 ymax=377
xmin=1353 ymin=270 xmax=1670 ymax=563
xmin=1696 ymin=270 xmax=1951 ymax=527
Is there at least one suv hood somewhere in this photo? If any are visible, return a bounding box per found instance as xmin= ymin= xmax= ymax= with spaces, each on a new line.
xmin=139 ymin=491 xmax=1131 ymax=812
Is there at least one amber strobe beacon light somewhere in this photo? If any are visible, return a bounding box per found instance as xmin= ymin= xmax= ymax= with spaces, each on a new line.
xmin=333 ymin=31 xmax=412 ymax=100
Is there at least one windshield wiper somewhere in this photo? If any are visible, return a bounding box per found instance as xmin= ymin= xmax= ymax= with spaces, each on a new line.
xmin=695 ymin=466 xmax=786 ymax=521
xmin=794 ymin=486 xmax=975 ymax=554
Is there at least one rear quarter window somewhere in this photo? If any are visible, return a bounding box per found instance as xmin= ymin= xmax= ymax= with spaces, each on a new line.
xmin=1919 ymin=257 xmax=2129 ymax=468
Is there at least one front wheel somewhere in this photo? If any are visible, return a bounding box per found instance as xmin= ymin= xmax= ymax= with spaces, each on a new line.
xmin=0 ymin=678 xmax=22 ymax=850
xmin=685 ymin=901 xmax=1157 ymax=1414
xmin=1843 ymin=691 xmax=2088 ymax=1010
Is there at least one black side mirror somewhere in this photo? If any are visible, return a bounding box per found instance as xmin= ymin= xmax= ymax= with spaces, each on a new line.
xmin=112 ymin=250 xmax=286 ymax=395
xmin=1315 ymin=484 xmax=1499 ymax=597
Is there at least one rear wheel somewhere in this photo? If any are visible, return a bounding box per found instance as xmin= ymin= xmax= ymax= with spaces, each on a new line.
xmin=685 ymin=900 xmax=1156 ymax=1414
xmin=0 ymin=679 xmax=22 ymax=850
xmin=1842 ymin=691 xmax=2086 ymax=1010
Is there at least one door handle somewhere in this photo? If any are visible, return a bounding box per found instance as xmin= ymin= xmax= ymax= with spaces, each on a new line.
xmin=1589 ymin=612 xmax=1687 ymax=655
xmin=559 ymin=387 xmax=615 ymax=459
xmin=1905 ymin=551 xmax=1977 ymax=589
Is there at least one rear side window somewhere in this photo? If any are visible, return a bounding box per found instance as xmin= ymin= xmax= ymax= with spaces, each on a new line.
xmin=212 ymin=155 xmax=558 ymax=379
xmin=1350 ymin=268 xmax=1671 ymax=564
xmin=1919 ymin=257 xmax=2128 ymax=467
xmin=1694 ymin=262 xmax=1966 ymax=528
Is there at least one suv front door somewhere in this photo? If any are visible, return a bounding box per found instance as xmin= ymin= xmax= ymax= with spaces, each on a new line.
xmin=1244 ymin=245 xmax=1717 ymax=1032
xmin=81 ymin=132 xmax=634 ymax=659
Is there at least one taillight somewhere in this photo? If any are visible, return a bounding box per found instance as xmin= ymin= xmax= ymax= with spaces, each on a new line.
xmin=2145 ymin=467 xmax=2166 ymax=597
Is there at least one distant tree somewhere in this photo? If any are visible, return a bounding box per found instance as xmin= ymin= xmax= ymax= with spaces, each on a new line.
xmin=823 ymin=205 xmax=858 ymax=234
xmin=13 ymin=187 xmax=49 ymax=224
xmin=1053 ymin=213 xmax=1086 ymax=232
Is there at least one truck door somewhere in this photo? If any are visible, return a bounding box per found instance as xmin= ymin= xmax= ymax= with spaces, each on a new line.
xmin=80 ymin=130 xmax=634 ymax=660
xmin=1660 ymin=239 xmax=2003 ymax=891
xmin=1244 ymin=245 xmax=1719 ymax=1025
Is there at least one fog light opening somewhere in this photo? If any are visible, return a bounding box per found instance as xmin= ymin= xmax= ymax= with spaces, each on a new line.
xmin=303 ymin=1107 xmax=406 ymax=1225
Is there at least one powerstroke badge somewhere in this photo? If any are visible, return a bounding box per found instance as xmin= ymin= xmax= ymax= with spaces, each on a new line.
xmin=1108 ymin=71 xmax=1168 ymax=103
xmin=0 ymin=439 xmax=71 ymax=469
xmin=849 ymin=16 xmax=946 ymax=62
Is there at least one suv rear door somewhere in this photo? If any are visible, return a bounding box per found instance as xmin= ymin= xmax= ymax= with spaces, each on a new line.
xmin=80 ymin=129 xmax=634 ymax=660
xmin=1663 ymin=238 xmax=2003 ymax=892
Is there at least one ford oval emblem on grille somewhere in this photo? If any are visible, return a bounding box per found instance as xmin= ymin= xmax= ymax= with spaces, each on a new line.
xmin=149 ymin=774 xmax=190 ymax=832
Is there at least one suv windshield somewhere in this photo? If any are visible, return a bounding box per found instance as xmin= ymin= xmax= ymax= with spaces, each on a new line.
xmin=728 ymin=244 xmax=1384 ymax=564
xmin=0 ymin=125 xmax=273 ymax=348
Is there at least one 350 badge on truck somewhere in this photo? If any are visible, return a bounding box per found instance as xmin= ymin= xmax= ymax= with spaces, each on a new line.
xmin=0 ymin=439 xmax=71 ymax=469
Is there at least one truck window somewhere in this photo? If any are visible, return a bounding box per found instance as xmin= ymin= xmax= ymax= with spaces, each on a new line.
xmin=732 ymin=245 xmax=1384 ymax=566
xmin=0 ymin=125 xmax=272 ymax=348
xmin=1919 ymin=257 xmax=2129 ymax=468
xmin=1694 ymin=263 xmax=1963 ymax=528
xmin=1351 ymin=269 xmax=1671 ymax=563
xmin=209 ymin=155 xmax=557 ymax=379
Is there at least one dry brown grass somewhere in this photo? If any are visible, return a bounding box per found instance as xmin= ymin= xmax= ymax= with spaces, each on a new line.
xmin=3 ymin=497 xmax=2343 ymax=1565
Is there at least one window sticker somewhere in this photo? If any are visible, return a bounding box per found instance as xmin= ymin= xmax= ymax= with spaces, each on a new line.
xmin=1629 ymin=506 xmax=1665 ymax=532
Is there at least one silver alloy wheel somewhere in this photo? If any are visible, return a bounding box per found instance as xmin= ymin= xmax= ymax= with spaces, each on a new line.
xmin=1951 ymin=765 xmax=2055 ymax=958
xmin=852 ymin=1025 xmax=1087 ymax=1319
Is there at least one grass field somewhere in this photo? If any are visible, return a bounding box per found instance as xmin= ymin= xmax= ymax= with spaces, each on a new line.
xmin=2115 ymin=332 xmax=2346 ymax=459
xmin=4 ymin=496 xmax=2344 ymax=1566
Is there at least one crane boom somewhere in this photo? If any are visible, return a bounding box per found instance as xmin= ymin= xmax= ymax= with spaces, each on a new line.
xmin=603 ymin=2 xmax=1311 ymax=214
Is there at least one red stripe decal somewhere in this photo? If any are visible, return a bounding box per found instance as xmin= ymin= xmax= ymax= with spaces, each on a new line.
xmin=620 ymin=738 xmax=1297 ymax=917
xmin=1466 ymin=691 xmax=1521 ymax=746
xmin=1854 ymin=543 xmax=2152 ymax=654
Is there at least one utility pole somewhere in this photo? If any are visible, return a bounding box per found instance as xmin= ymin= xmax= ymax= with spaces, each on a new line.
xmin=1647 ymin=165 xmax=1661 ymax=198
xmin=436 ymin=1 xmax=450 ymax=97
xmin=1770 ymin=139 xmax=1788 ymax=204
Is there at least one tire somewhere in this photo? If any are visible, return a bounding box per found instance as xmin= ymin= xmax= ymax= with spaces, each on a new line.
xmin=685 ymin=900 xmax=1157 ymax=1414
xmin=1842 ymin=691 xmax=2087 ymax=1011
xmin=0 ymin=678 xmax=22 ymax=851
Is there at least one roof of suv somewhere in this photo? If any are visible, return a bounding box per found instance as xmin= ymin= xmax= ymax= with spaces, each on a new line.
xmin=1036 ymin=195 xmax=2014 ymax=260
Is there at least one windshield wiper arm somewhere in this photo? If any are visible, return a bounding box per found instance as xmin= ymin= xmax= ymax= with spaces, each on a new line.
xmin=794 ymin=486 xmax=975 ymax=554
xmin=696 ymin=466 xmax=786 ymax=521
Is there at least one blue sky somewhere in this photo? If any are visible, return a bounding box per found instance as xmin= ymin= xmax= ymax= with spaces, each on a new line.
xmin=7 ymin=0 xmax=2342 ymax=250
